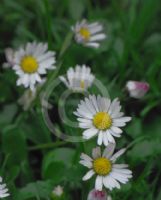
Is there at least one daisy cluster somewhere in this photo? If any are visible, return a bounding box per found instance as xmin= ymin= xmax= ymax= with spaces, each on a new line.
xmin=2 ymin=18 xmax=150 ymax=199
xmin=75 ymin=95 xmax=133 ymax=198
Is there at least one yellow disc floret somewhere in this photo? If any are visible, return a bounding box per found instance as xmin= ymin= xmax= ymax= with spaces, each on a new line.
xmin=93 ymin=112 xmax=112 ymax=130
xmin=93 ymin=157 xmax=112 ymax=176
xmin=80 ymin=80 xmax=85 ymax=89
xmin=79 ymin=27 xmax=91 ymax=41
xmin=21 ymin=56 xmax=38 ymax=73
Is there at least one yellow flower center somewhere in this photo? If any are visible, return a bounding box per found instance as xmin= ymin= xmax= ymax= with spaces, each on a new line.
xmin=79 ymin=27 xmax=91 ymax=41
xmin=80 ymin=80 xmax=85 ymax=89
xmin=93 ymin=157 xmax=112 ymax=176
xmin=93 ymin=112 xmax=112 ymax=130
xmin=21 ymin=56 xmax=38 ymax=73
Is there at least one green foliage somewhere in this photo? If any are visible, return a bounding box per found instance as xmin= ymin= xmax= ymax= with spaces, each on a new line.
xmin=0 ymin=0 xmax=161 ymax=199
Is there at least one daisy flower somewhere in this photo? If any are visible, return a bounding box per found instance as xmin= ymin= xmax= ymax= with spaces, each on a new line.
xmin=126 ymin=80 xmax=149 ymax=99
xmin=74 ymin=95 xmax=131 ymax=146
xmin=87 ymin=189 xmax=112 ymax=200
xmin=59 ymin=65 xmax=95 ymax=91
xmin=13 ymin=42 xmax=56 ymax=90
xmin=72 ymin=19 xmax=106 ymax=48
xmin=80 ymin=144 xmax=132 ymax=191
xmin=0 ymin=176 xmax=10 ymax=198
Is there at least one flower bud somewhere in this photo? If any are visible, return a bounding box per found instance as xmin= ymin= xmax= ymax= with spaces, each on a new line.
xmin=87 ymin=189 xmax=111 ymax=200
xmin=126 ymin=81 xmax=149 ymax=99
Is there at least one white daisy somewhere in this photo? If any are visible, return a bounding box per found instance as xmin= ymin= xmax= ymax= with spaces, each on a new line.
xmin=72 ymin=19 xmax=106 ymax=48
xmin=13 ymin=42 xmax=56 ymax=90
xmin=59 ymin=65 xmax=95 ymax=91
xmin=0 ymin=176 xmax=10 ymax=198
xmin=74 ymin=95 xmax=131 ymax=146
xmin=87 ymin=188 xmax=112 ymax=200
xmin=80 ymin=144 xmax=132 ymax=191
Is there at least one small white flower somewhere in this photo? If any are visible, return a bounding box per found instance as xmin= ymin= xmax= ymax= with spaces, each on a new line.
xmin=60 ymin=65 xmax=95 ymax=91
xmin=74 ymin=95 xmax=131 ymax=146
xmin=72 ymin=19 xmax=106 ymax=48
xmin=52 ymin=185 xmax=63 ymax=197
xmin=13 ymin=42 xmax=56 ymax=91
xmin=87 ymin=188 xmax=112 ymax=200
xmin=126 ymin=81 xmax=149 ymax=99
xmin=18 ymin=89 xmax=36 ymax=111
xmin=3 ymin=48 xmax=15 ymax=69
xmin=0 ymin=177 xmax=10 ymax=198
xmin=18 ymin=79 xmax=47 ymax=111
xmin=80 ymin=144 xmax=132 ymax=191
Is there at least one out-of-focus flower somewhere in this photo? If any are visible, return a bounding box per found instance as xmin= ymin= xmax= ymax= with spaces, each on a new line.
xmin=88 ymin=189 xmax=112 ymax=200
xmin=59 ymin=65 xmax=95 ymax=91
xmin=74 ymin=95 xmax=131 ymax=146
xmin=126 ymin=81 xmax=149 ymax=99
xmin=72 ymin=19 xmax=106 ymax=48
xmin=52 ymin=185 xmax=63 ymax=197
xmin=51 ymin=185 xmax=64 ymax=200
xmin=87 ymin=189 xmax=112 ymax=200
xmin=18 ymin=79 xmax=48 ymax=111
xmin=0 ymin=177 xmax=10 ymax=198
xmin=13 ymin=42 xmax=56 ymax=91
xmin=18 ymin=89 xmax=36 ymax=111
xmin=3 ymin=48 xmax=15 ymax=68
xmin=80 ymin=144 xmax=132 ymax=191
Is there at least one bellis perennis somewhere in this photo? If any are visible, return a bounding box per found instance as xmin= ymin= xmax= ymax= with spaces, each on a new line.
xmin=13 ymin=42 xmax=56 ymax=91
xmin=72 ymin=19 xmax=106 ymax=48
xmin=0 ymin=177 xmax=10 ymax=198
xmin=59 ymin=65 xmax=95 ymax=91
xmin=80 ymin=143 xmax=132 ymax=191
xmin=74 ymin=95 xmax=131 ymax=146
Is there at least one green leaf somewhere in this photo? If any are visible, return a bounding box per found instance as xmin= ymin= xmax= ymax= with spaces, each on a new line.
xmin=68 ymin=0 xmax=85 ymax=20
xmin=2 ymin=126 xmax=27 ymax=165
xmin=126 ymin=117 xmax=142 ymax=138
xmin=42 ymin=148 xmax=76 ymax=183
xmin=42 ymin=147 xmax=75 ymax=172
xmin=14 ymin=180 xmax=53 ymax=200
xmin=0 ymin=104 xmax=18 ymax=127
xmin=127 ymin=140 xmax=161 ymax=163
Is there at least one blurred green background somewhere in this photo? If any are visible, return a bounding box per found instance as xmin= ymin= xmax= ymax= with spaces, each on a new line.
xmin=0 ymin=0 xmax=161 ymax=199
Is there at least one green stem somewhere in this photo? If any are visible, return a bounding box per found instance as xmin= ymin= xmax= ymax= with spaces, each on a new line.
xmin=126 ymin=135 xmax=148 ymax=150
xmin=29 ymin=141 xmax=68 ymax=151
xmin=43 ymin=0 xmax=52 ymax=48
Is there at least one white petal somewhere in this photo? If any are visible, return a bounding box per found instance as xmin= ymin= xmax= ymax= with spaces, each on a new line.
xmin=80 ymin=153 xmax=93 ymax=162
xmin=86 ymin=42 xmax=100 ymax=48
xmin=97 ymin=131 xmax=103 ymax=145
xmin=83 ymin=128 xmax=98 ymax=140
xmin=110 ymin=148 xmax=126 ymax=162
xmin=83 ymin=170 xmax=95 ymax=181
xmin=92 ymin=147 xmax=101 ymax=159
xmin=95 ymin=176 xmax=103 ymax=191
xmin=113 ymin=164 xmax=129 ymax=169
xmin=111 ymin=126 xmax=123 ymax=134
xmin=103 ymin=132 xmax=109 ymax=146
xmin=79 ymin=160 xmax=92 ymax=168
xmin=103 ymin=143 xmax=116 ymax=158
xmin=113 ymin=117 xmax=131 ymax=123
xmin=106 ymin=131 xmax=115 ymax=143
xmin=90 ymin=33 xmax=106 ymax=41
